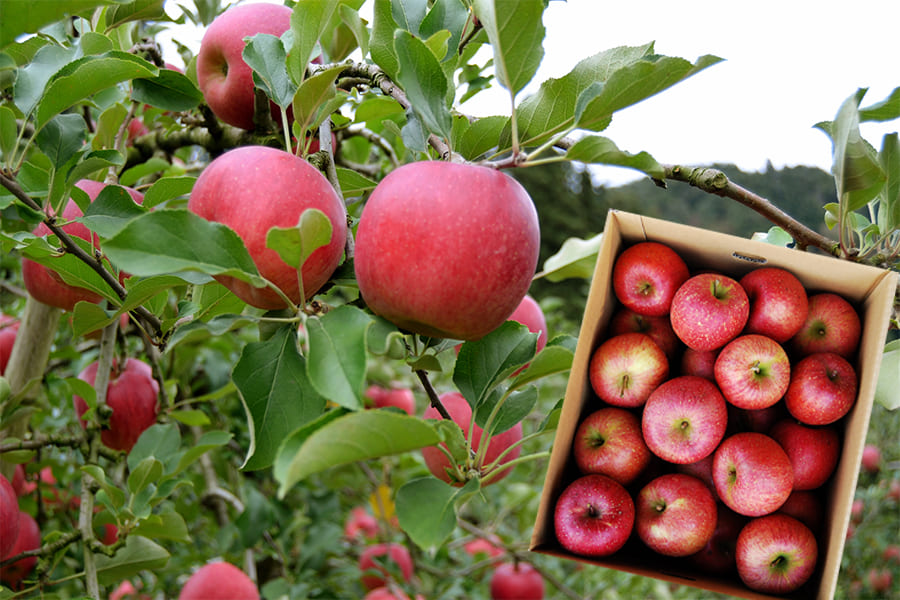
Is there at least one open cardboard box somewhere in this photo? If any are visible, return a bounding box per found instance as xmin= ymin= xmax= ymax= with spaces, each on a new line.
xmin=530 ymin=210 xmax=898 ymax=599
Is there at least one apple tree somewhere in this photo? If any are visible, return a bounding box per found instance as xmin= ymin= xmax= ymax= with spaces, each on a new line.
xmin=0 ymin=0 xmax=897 ymax=598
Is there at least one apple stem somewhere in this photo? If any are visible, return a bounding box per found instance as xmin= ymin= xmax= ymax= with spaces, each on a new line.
xmin=617 ymin=374 xmax=631 ymax=397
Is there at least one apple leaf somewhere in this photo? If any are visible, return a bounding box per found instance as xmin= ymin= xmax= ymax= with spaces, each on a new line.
xmin=131 ymin=67 xmax=203 ymax=111
xmin=104 ymin=0 xmax=166 ymax=30
xmin=142 ymin=175 xmax=196 ymax=209
xmin=233 ymin=325 xmax=326 ymax=471
xmin=288 ymin=0 xmax=341 ymax=82
xmin=339 ymin=3 xmax=369 ymax=58
xmin=80 ymin=184 xmax=148 ymax=238
xmin=875 ymin=340 xmax=900 ymax=411
xmin=536 ymin=233 xmax=602 ymax=282
xmin=878 ymin=132 xmax=900 ymax=232
xmin=243 ymin=33 xmax=297 ymax=109
xmin=0 ymin=105 xmax=16 ymax=158
xmin=419 ymin=0 xmax=469 ymax=62
xmin=396 ymin=477 xmax=479 ymax=550
xmin=452 ymin=115 xmax=508 ymax=161
xmin=336 ymin=167 xmax=378 ymax=196
xmin=859 ymin=86 xmax=900 ymax=122
xmin=172 ymin=430 xmax=233 ymax=476
xmin=93 ymin=536 xmax=169 ymax=586
xmin=34 ymin=113 xmax=86 ymax=169
xmin=475 ymin=384 xmax=537 ymax=436
xmin=305 ymin=304 xmax=372 ymax=410
xmin=472 ymin=0 xmax=544 ymax=96
xmin=274 ymin=409 xmax=443 ymax=496
xmin=508 ymin=336 xmax=576 ymax=390
xmin=127 ymin=456 xmax=163 ymax=495
xmin=369 ymin=0 xmax=400 ymax=81
xmin=453 ymin=321 xmax=537 ymax=412
xmin=291 ymin=64 xmax=346 ymax=141
xmin=265 ymin=208 xmax=333 ymax=274
xmin=751 ymin=226 xmax=796 ymax=247
xmin=12 ymin=44 xmax=78 ymax=117
xmin=393 ymin=30 xmax=452 ymax=142
xmin=34 ymin=51 xmax=158 ymax=130
xmin=65 ymin=149 xmax=125 ymax=189
xmin=565 ymin=135 xmax=664 ymax=179
xmin=0 ymin=0 xmax=121 ymax=50
xmin=103 ymin=209 xmax=267 ymax=288
xmin=130 ymin=510 xmax=190 ymax=543
xmin=18 ymin=236 xmax=121 ymax=303
xmin=128 ymin=424 xmax=182 ymax=473
xmin=71 ymin=301 xmax=116 ymax=338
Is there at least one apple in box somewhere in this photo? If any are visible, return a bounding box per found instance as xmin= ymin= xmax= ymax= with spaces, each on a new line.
xmin=740 ymin=266 xmax=809 ymax=343
xmin=735 ymin=514 xmax=818 ymax=595
xmin=588 ymin=332 xmax=669 ymax=408
xmin=784 ymin=351 xmax=858 ymax=425
xmin=789 ymin=292 xmax=861 ymax=358
xmin=714 ymin=334 xmax=791 ymax=410
xmin=612 ymin=241 xmax=689 ymax=316
xmin=635 ymin=473 xmax=718 ymax=557
xmin=641 ymin=375 xmax=728 ymax=465
xmin=554 ymin=474 xmax=634 ymax=558
xmin=670 ymin=272 xmax=749 ymax=351
xmin=572 ymin=407 xmax=651 ymax=486
xmin=607 ymin=307 xmax=680 ymax=360
xmin=769 ymin=420 xmax=840 ymax=491
xmin=713 ymin=432 xmax=794 ymax=517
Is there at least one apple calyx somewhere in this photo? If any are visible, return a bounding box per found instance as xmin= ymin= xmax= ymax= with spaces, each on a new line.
xmin=770 ymin=553 xmax=791 ymax=574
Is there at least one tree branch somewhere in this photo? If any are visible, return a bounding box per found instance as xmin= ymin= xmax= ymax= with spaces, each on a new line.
xmin=657 ymin=164 xmax=841 ymax=256
xmin=414 ymin=369 xmax=452 ymax=421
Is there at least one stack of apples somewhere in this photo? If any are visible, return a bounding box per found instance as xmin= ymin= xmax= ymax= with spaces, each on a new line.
xmin=554 ymin=241 xmax=863 ymax=596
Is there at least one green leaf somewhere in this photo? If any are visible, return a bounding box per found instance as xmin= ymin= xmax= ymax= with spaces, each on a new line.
xmin=830 ymin=89 xmax=886 ymax=212
xmin=507 ymin=337 xmax=576 ymax=389
xmin=537 ymin=233 xmax=602 ymax=282
xmin=34 ymin=113 xmax=86 ymax=168
xmin=291 ymin=64 xmax=346 ymax=139
xmin=130 ymin=510 xmax=190 ymax=542
xmin=128 ymin=424 xmax=181 ymax=474
xmin=71 ymin=301 xmax=116 ymax=337
xmin=288 ymin=0 xmax=341 ymax=82
xmin=105 ymin=0 xmax=166 ymax=30
xmin=473 ymin=0 xmax=544 ymax=96
xmin=0 ymin=105 xmax=16 ymax=159
xmin=168 ymin=409 xmax=210 ymax=426
xmin=859 ymin=86 xmax=900 ymax=122
xmin=574 ymin=53 xmax=723 ymax=133
xmin=173 ymin=430 xmax=232 ymax=475
xmin=12 ymin=44 xmax=77 ymax=117
xmin=875 ymin=341 xmax=900 ymax=410
xmin=132 ymin=68 xmax=203 ymax=111
xmin=119 ymin=157 xmax=171 ymax=187
xmin=336 ymin=167 xmax=378 ymax=196
xmin=393 ymin=30 xmax=452 ymax=141
xmin=396 ymin=477 xmax=479 ymax=550
xmin=419 ymin=0 xmax=469 ymax=61
xmin=305 ymin=305 xmax=372 ymax=409
xmin=80 ymin=31 xmax=113 ymax=56
xmin=66 ymin=149 xmax=125 ymax=187
xmin=339 ymin=3 xmax=369 ymax=58
xmin=81 ymin=465 xmax=126 ymax=511
xmin=142 ymin=175 xmax=195 ymax=209
xmin=0 ymin=0 xmax=120 ymax=49
xmin=93 ymin=536 xmax=169 ymax=586
xmin=233 ymin=326 xmax=325 ymax=471
xmin=565 ymin=135 xmax=663 ymax=178
xmin=452 ymin=115 xmax=507 ymax=160
xmin=750 ymin=226 xmax=796 ymax=247
xmin=235 ymin=485 xmax=276 ymax=548
xmin=370 ymin=0 xmax=400 ymax=80
xmin=244 ymin=33 xmax=297 ymax=109
xmin=19 ymin=237 xmax=120 ymax=303
xmin=103 ymin=209 xmax=266 ymax=287
xmin=35 ymin=51 xmax=158 ymax=129
xmin=265 ymin=208 xmax=333 ymax=274
xmin=475 ymin=384 xmax=537 ymax=435
xmin=453 ymin=321 xmax=536 ymax=411
xmin=878 ymin=133 xmax=899 ymax=232
xmin=127 ymin=456 xmax=163 ymax=495
xmin=80 ymin=184 xmax=147 ymax=238
xmin=275 ymin=410 xmax=442 ymax=494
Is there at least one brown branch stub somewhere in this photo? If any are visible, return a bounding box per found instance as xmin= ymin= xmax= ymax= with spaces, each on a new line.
xmin=660 ymin=164 xmax=842 ymax=257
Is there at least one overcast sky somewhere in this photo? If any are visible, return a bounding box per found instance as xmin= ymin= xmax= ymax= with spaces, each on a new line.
xmin=160 ymin=0 xmax=900 ymax=186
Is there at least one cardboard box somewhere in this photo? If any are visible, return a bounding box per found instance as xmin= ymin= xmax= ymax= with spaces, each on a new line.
xmin=530 ymin=210 xmax=898 ymax=599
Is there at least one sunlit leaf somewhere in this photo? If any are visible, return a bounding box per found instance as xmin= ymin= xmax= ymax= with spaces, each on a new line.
xmin=473 ymin=0 xmax=544 ymax=96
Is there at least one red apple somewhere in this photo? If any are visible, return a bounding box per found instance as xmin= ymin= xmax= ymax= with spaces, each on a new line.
xmin=490 ymin=562 xmax=544 ymax=600
xmin=178 ymin=562 xmax=259 ymax=600
xmin=769 ymin=420 xmax=840 ymax=490
xmin=789 ymin=292 xmax=861 ymax=358
xmin=777 ymin=491 xmax=824 ymax=533
xmin=364 ymin=384 xmax=416 ymax=415
xmin=196 ymin=3 xmax=293 ymax=130
xmin=735 ymin=514 xmax=817 ymax=594
xmin=73 ymin=358 xmax=160 ymax=453
xmin=0 ymin=314 xmax=19 ymax=375
xmin=363 ymin=586 xmax=421 ymax=600
xmin=641 ymin=375 xmax=728 ymax=465
xmin=0 ymin=511 xmax=40 ymax=589
xmin=635 ymin=473 xmax=717 ymax=557
xmin=607 ymin=306 xmax=680 ymax=359
xmin=739 ymin=267 xmax=808 ymax=343
xmin=860 ymin=444 xmax=881 ymax=473
xmin=187 ymin=145 xmax=348 ymax=309
xmin=713 ymin=432 xmax=794 ymax=517
xmin=867 ymin=568 xmax=893 ymax=595
xmin=354 ymin=161 xmax=540 ymax=341
xmin=358 ymin=543 xmax=414 ymax=591
xmin=572 ymin=407 xmax=651 ymax=486
xmin=588 ymin=333 xmax=669 ymax=408
xmin=689 ymin=503 xmax=747 ymax=574
xmin=553 ymin=474 xmax=635 ymax=557
xmin=507 ymin=294 xmax=548 ymax=355
xmin=611 ymin=241 xmax=689 ymax=317
xmin=109 ymin=580 xmax=150 ymax=600
xmin=679 ymin=347 xmax=718 ymax=381
xmin=0 ymin=474 xmax=18 ymax=560
xmin=670 ymin=272 xmax=750 ymax=351
xmin=784 ymin=352 xmax=858 ymax=425
xmin=22 ymin=180 xmax=143 ymax=311
xmin=883 ymin=545 xmax=900 ymax=564
xmin=463 ymin=535 xmax=504 ymax=559
xmin=344 ymin=506 xmax=379 ymax=540
xmin=420 ymin=392 xmax=522 ymax=486
xmin=714 ymin=334 xmax=790 ymax=410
